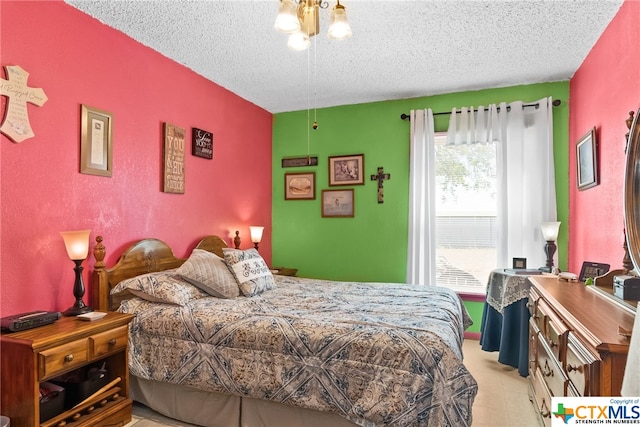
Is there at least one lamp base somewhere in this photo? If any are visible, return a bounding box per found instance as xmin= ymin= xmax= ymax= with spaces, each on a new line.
xmin=538 ymin=266 xmax=552 ymax=273
xmin=63 ymin=303 xmax=93 ymax=317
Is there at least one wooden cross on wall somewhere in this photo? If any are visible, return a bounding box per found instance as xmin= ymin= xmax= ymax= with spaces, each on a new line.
xmin=0 ymin=65 xmax=48 ymax=143
xmin=370 ymin=166 xmax=391 ymax=204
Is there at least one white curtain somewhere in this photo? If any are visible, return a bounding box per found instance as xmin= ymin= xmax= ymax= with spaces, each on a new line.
xmin=446 ymin=97 xmax=557 ymax=269
xmin=406 ymin=109 xmax=436 ymax=285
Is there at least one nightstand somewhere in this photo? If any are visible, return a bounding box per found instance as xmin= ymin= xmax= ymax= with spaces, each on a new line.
xmin=1 ymin=312 xmax=134 ymax=427
xmin=270 ymin=266 xmax=298 ymax=276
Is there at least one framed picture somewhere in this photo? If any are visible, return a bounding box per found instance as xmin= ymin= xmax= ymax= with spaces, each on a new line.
xmin=285 ymin=172 xmax=315 ymax=200
xmin=163 ymin=122 xmax=186 ymax=194
xmin=80 ymin=105 xmax=113 ymax=177
xmin=328 ymin=154 xmax=364 ymax=186
xmin=192 ymin=127 xmax=213 ymax=159
xmin=512 ymin=258 xmax=527 ymax=269
xmin=576 ymin=127 xmax=598 ymax=191
xmin=322 ymin=189 xmax=354 ymax=217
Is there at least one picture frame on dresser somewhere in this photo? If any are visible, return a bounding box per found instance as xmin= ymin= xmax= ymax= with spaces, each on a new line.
xmin=576 ymin=127 xmax=598 ymax=190
xmin=80 ymin=105 xmax=113 ymax=177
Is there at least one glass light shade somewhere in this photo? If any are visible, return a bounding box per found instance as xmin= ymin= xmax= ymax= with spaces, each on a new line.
xmin=541 ymin=222 xmax=561 ymax=242
xmin=250 ymin=226 xmax=264 ymax=243
xmin=287 ymin=31 xmax=310 ymax=51
xmin=328 ymin=4 xmax=352 ymax=40
xmin=274 ymin=0 xmax=300 ymax=33
xmin=60 ymin=230 xmax=91 ymax=260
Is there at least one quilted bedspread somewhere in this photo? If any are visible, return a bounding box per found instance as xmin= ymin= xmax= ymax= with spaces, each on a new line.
xmin=118 ymin=276 xmax=478 ymax=426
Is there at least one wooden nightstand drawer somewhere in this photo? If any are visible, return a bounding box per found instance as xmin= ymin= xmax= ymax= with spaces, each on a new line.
xmin=39 ymin=338 xmax=89 ymax=380
xmin=90 ymin=325 xmax=128 ymax=357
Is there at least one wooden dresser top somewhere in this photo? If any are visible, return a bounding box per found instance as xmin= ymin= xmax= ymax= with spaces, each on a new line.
xmin=529 ymin=276 xmax=635 ymax=354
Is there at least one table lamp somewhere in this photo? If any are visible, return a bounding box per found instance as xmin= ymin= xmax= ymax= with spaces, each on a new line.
xmin=250 ymin=226 xmax=264 ymax=250
xmin=540 ymin=222 xmax=561 ymax=273
xmin=60 ymin=229 xmax=94 ymax=316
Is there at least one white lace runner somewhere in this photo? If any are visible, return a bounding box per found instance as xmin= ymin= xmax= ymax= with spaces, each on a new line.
xmin=485 ymin=269 xmax=531 ymax=314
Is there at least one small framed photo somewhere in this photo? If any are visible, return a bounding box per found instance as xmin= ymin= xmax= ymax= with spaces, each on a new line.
xmin=328 ymin=154 xmax=364 ymax=186
xmin=285 ymin=172 xmax=315 ymax=200
xmin=322 ymin=189 xmax=354 ymax=217
xmin=513 ymin=257 xmax=527 ymax=269
xmin=576 ymin=127 xmax=598 ymax=191
xmin=80 ymin=105 xmax=113 ymax=177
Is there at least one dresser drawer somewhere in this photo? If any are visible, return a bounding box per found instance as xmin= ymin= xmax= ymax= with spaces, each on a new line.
xmin=531 ymin=367 xmax=552 ymax=427
xmin=90 ymin=325 xmax=128 ymax=358
xmin=529 ymin=288 xmax=545 ymax=332
xmin=566 ymin=332 xmax=598 ymax=396
xmin=39 ymin=338 xmax=89 ymax=380
xmin=537 ymin=299 xmax=568 ymax=361
xmin=529 ymin=319 xmax=540 ymax=373
xmin=537 ymin=336 xmax=567 ymax=397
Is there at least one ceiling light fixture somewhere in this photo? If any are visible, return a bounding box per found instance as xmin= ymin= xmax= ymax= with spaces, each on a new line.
xmin=274 ymin=0 xmax=352 ymax=51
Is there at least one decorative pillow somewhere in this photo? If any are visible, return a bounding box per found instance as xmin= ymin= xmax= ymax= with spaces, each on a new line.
xmin=175 ymin=249 xmax=239 ymax=299
xmin=110 ymin=270 xmax=206 ymax=306
xmin=222 ymin=248 xmax=275 ymax=297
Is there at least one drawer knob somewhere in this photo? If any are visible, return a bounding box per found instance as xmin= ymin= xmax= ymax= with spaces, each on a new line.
xmin=64 ymin=354 xmax=74 ymax=363
xmin=548 ymin=339 xmax=557 ymax=348
xmin=108 ymin=338 xmax=116 ymax=346
xmin=543 ymin=360 xmax=553 ymax=377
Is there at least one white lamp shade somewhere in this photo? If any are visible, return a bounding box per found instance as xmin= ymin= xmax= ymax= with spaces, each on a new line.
xmin=541 ymin=222 xmax=561 ymax=241
xmin=60 ymin=230 xmax=91 ymax=260
xmin=250 ymin=226 xmax=264 ymax=243
xmin=287 ymin=31 xmax=310 ymax=51
xmin=328 ymin=5 xmax=352 ymax=40
xmin=274 ymin=0 xmax=300 ymax=33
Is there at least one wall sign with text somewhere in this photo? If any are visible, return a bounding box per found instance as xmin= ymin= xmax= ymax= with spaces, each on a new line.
xmin=163 ymin=122 xmax=185 ymax=194
xmin=192 ymin=127 xmax=213 ymax=159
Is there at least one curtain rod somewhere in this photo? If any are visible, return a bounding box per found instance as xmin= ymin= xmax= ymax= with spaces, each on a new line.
xmin=399 ymin=99 xmax=562 ymax=121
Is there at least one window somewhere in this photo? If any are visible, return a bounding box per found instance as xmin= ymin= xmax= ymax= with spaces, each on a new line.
xmin=434 ymin=133 xmax=496 ymax=293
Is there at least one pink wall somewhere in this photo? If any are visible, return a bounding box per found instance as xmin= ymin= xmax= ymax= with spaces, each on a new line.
xmin=0 ymin=1 xmax=273 ymax=315
xmin=568 ymin=0 xmax=640 ymax=273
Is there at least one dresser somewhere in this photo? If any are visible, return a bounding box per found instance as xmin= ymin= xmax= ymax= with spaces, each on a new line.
xmin=527 ymin=276 xmax=636 ymax=426
xmin=1 ymin=312 xmax=134 ymax=427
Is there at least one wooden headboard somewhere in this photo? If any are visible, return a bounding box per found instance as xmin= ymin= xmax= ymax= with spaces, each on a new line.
xmin=91 ymin=235 xmax=228 ymax=311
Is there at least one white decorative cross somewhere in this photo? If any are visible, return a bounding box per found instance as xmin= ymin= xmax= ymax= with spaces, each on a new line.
xmin=1 ymin=65 xmax=48 ymax=143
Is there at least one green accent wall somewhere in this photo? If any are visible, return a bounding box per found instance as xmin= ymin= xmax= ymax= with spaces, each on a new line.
xmin=272 ymin=82 xmax=569 ymax=288
xmin=463 ymin=301 xmax=485 ymax=334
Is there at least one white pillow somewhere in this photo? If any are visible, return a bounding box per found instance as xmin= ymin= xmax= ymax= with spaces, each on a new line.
xmin=175 ymin=249 xmax=239 ymax=299
xmin=222 ymin=248 xmax=275 ymax=297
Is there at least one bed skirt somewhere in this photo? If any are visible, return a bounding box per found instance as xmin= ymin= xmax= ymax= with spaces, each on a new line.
xmin=130 ymin=376 xmax=361 ymax=427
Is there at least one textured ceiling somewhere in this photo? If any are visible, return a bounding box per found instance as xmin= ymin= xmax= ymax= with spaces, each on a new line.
xmin=65 ymin=0 xmax=624 ymax=113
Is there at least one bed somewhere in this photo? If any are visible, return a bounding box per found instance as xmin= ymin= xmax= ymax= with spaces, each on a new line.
xmin=91 ymin=235 xmax=477 ymax=427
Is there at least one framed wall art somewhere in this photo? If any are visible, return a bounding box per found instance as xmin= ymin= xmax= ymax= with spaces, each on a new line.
xmin=163 ymin=122 xmax=186 ymax=194
xmin=328 ymin=154 xmax=364 ymax=186
xmin=285 ymin=172 xmax=315 ymax=200
xmin=576 ymin=127 xmax=598 ymax=191
xmin=80 ymin=105 xmax=113 ymax=177
xmin=321 ymin=189 xmax=354 ymax=218
xmin=192 ymin=127 xmax=213 ymax=159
